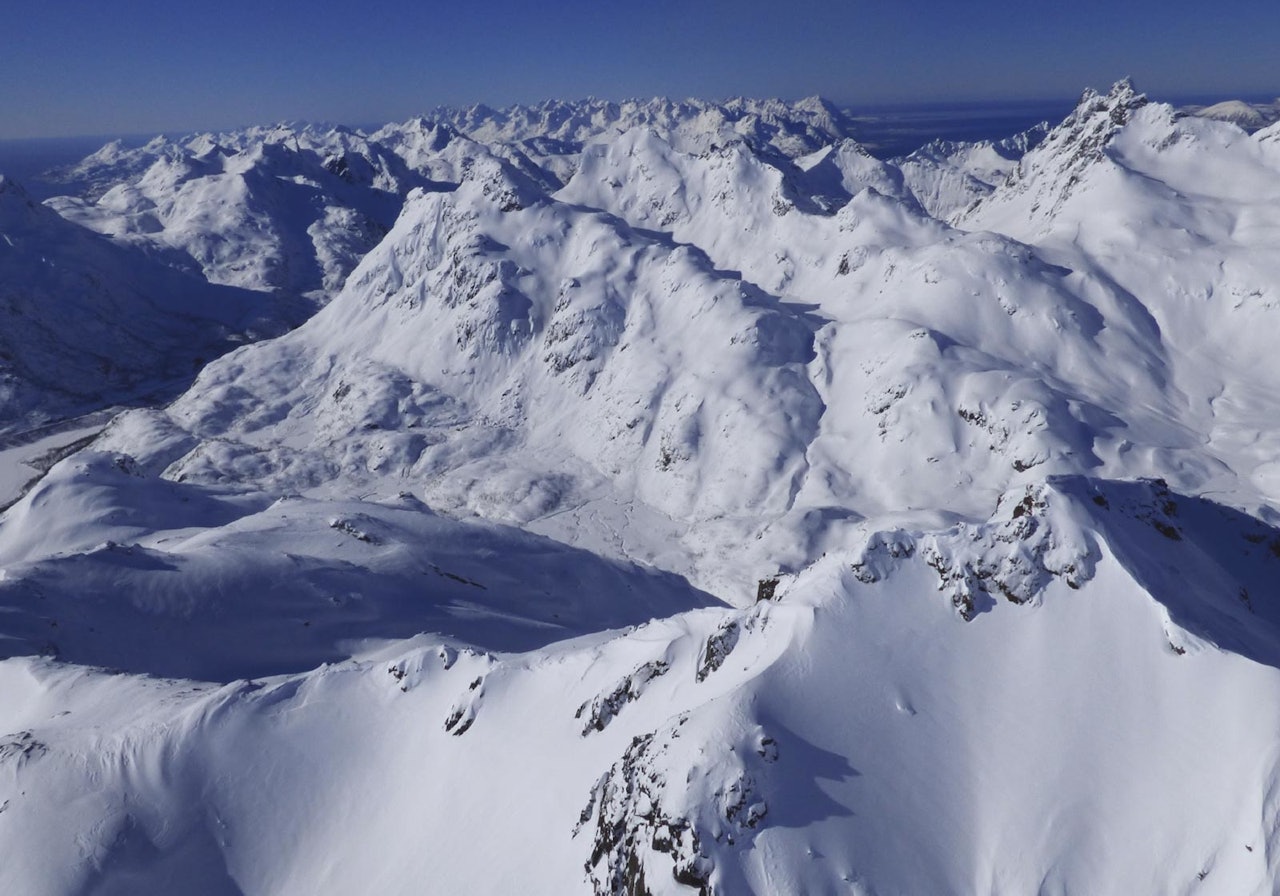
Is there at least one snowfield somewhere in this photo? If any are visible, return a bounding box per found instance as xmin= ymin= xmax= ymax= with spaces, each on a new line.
xmin=3 ymin=82 xmax=1280 ymax=894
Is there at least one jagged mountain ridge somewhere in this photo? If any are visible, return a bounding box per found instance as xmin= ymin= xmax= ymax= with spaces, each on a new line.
xmin=21 ymin=94 xmax=1051 ymax=323
xmin=45 ymin=127 xmax=416 ymax=300
xmin=894 ymin=122 xmax=1051 ymax=220
xmin=964 ymin=80 xmax=1280 ymax=513
xmin=419 ymin=95 xmax=860 ymax=159
xmin=3 ymin=81 xmax=1280 ymax=894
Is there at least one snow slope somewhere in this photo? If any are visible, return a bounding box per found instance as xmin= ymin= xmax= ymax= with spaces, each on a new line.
xmin=964 ymin=79 xmax=1280 ymax=512
xmin=74 ymin=168 xmax=822 ymax=598
xmin=0 ymin=176 xmax=287 ymax=433
xmin=45 ymin=127 xmax=412 ymax=301
xmin=1185 ymin=98 xmax=1280 ymax=132
xmin=5 ymin=478 xmax=1280 ymax=895
xmin=4 ymin=81 xmax=1280 ymax=894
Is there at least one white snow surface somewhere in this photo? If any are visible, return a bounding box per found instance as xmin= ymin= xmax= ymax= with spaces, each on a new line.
xmin=418 ymin=95 xmax=860 ymax=160
xmin=4 ymin=81 xmax=1280 ymax=894
xmin=0 ymin=176 xmax=291 ymax=433
xmin=895 ymin=123 xmax=1049 ymax=221
xmin=45 ymin=127 xmax=414 ymax=300
xmin=1185 ymin=98 xmax=1280 ymax=132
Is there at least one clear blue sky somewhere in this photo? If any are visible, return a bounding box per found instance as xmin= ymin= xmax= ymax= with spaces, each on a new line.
xmin=3 ymin=0 xmax=1277 ymax=139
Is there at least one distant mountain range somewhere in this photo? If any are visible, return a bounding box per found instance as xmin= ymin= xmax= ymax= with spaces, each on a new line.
xmin=2 ymin=81 xmax=1280 ymax=894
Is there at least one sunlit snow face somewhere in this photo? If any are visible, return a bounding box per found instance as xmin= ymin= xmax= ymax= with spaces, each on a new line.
xmin=6 ymin=86 xmax=1280 ymax=896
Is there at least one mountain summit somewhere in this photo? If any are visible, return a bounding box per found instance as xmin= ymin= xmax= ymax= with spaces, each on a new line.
xmin=3 ymin=84 xmax=1280 ymax=894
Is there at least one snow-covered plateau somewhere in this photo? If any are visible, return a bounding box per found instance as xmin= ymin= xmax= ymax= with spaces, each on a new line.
xmin=3 ymin=81 xmax=1280 ymax=894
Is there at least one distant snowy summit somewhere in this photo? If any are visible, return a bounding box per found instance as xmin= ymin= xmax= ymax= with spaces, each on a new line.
xmin=5 ymin=80 xmax=1280 ymax=895
xmin=1186 ymin=97 xmax=1280 ymax=131
xmin=0 ymin=174 xmax=287 ymax=429
xmin=417 ymin=94 xmax=860 ymax=159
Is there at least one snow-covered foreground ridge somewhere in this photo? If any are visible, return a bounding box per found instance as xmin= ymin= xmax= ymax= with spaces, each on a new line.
xmin=4 ymin=80 xmax=1280 ymax=893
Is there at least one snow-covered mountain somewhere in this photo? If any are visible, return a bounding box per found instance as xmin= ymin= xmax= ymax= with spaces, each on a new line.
xmin=964 ymin=80 xmax=1280 ymax=514
xmin=422 ymin=95 xmax=860 ymax=159
xmin=0 ymin=176 xmax=290 ymax=434
xmin=894 ymin=122 xmax=1049 ymax=220
xmin=1185 ymin=97 xmax=1280 ymax=132
xmin=45 ymin=126 xmax=415 ymax=301
xmin=4 ymin=81 xmax=1280 ymax=894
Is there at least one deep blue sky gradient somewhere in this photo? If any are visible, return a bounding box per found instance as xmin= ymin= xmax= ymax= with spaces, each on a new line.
xmin=4 ymin=0 xmax=1277 ymax=138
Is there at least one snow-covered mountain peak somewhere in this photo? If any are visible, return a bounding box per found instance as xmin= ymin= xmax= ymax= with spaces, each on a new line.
xmin=890 ymin=121 xmax=1051 ymax=222
xmin=1039 ymin=77 xmax=1147 ymax=153
xmin=12 ymin=85 xmax=1280 ymax=894
xmin=1193 ymin=99 xmax=1267 ymax=129
xmin=372 ymin=116 xmax=463 ymax=154
xmin=43 ymin=125 xmax=417 ymax=300
xmin=967 ymin=76 xmax=1280 ymax=236
xmin=0 ymin=175 xmax=294 ymax=429
xmin=420 ymin=95 xmax=858 ymax=161
xmin=1186 ymin=97 xmax=1280 ymax=132
xmin=789 ymin=93 xmax=845 ymax=122
xmin=45 ymin=139 xmax=167 ymax=201
xmin=1075 ymin=76 xmax=1146 ymax=114
xmin=793 ymin=138 xmax=915 ymax=211
xmin=1000 ymin=77 xmax=1147 ymax=195
xmin=952 ymin=80 xmax=1192 ymax=235
xmin=0 ymin=174 xmax=112 ymax=242
xmin=560 ymin=124 xmax=812 ymax=229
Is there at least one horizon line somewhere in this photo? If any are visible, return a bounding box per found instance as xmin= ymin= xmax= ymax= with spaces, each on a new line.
xmin=1 ymin=88 xmax=1276 ymax=144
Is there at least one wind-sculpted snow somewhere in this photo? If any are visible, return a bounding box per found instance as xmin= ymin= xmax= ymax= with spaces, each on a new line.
xmin=7 ymin=81 xmax=1280 ymax=893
